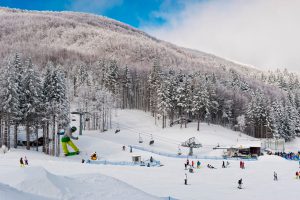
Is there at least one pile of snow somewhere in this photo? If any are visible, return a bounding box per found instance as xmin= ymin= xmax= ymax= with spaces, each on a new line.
xmin=0 ymin=166 xmax=159 ymax=200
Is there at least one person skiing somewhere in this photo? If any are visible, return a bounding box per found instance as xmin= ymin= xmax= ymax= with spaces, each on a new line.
xmin=274 ymin=172 xmax=278 ymax=181
xmin=197 ymin=160 xmax=201 ymax=168
xmin=186 ymin=159 xmax=189 ymax=166
xmin=184 ymin=173 xmax=188 ymax=185
xmin=20 ymin=157 xmax=24 ymax=167
xmin=60 ymin=127 xmax=80 ymax=156
xmin=130 ymin=146 xmax=132 ymax=153
xmin=184 ymin=163 xmax=187 ymax=170
xmin=222 ymin=161 xmax=225 ymax=168
xmin=238 ymin=178 xmax=243 ymax=189
xmin=239 ymin=161 xmax=242 ymax=169
xmin=192 ymin=160 xmax=194 ymax=168
xmin=24 ymin=156 xmax=28 ymax=165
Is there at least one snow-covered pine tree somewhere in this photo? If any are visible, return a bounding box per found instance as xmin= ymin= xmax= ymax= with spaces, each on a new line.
xmin=0 ymin=59 xmax=22 ymax=149
xmin=157 ymin=72 xmax=171 ymax=128
xmin=148 ymin=60 xmax=161 ymax=121
xmin=23 ymin=59 xmax=43 ymax=150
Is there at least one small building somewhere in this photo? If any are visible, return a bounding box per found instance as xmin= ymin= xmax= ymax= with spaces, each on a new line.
xmin=225 ymin=140 xmax=261 ymax=158
xmin=132 ymin=155 xmax=141 ymax=163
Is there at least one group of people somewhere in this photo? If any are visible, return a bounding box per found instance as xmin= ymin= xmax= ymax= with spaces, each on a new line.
xmin=184 ymin=159 xmax=202 ymax=170
xmin=274 ymin=151 xmax=300 ymax=161
xmin=222 ymin=161 xmax=230 ymax=168
xmin=19 ymin=156 xmax=28 ymax=167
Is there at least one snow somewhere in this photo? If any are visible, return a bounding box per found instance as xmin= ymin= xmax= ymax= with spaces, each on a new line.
xmin=1 ymin=109 xmax=300 ymax=200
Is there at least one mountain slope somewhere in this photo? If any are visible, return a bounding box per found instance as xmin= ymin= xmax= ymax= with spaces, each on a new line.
xmin=0 ymin=7 xmax=257 ymax=74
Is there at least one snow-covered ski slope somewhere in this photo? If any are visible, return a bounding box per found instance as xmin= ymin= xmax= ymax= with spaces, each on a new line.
xmin=1 ymin=109 xmax=300 ymax=200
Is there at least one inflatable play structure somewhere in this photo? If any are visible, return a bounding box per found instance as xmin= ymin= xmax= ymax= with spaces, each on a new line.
xmin=58 ymin=126 xmax=80 ymax=156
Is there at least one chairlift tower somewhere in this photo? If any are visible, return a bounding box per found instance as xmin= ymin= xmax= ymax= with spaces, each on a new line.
xmin=181 ymin=137 xmax=202 ymax=156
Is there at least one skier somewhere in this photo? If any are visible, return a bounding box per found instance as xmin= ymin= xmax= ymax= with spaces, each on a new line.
xmin=20 ymin=157 xmax=24 ymax=167
xmin=122 ymin=146 xmax=126 ymax=151
xmin=184 ymin=173 xmax=188 ymax=185
xmin=222 ymin=161 xmax=225 ymax=168
xmin=197 ymin=160 xmax=201 ymax=168
xmin=186 ymin=159 xmax=189 ymax=166
xmin=150 ymin=156 xmax=153 ymax=163
xmin=24 ymin=156 xmax=28 ymax=165
xmin=238 ymin=178 xmax=243 ymax=189
xmin=184 ymin=163 xmax=187 ymax=170
xmin=239 ymin=161 xmax=242 ymax=169
xmin=192 ymin=160 xmax=194 ymax=168
xmin=274 ymin=171 xmax=278 ymax=181
xmin=60 ymin=127 xmax=80 ymax=156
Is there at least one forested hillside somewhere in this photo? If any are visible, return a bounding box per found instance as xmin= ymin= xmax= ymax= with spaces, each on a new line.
xmin=0 ymin=7 xmax=299 ymax=153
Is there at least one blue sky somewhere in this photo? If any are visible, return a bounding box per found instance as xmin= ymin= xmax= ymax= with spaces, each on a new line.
xmin=0 ymin=0 xmax=188 ymax=28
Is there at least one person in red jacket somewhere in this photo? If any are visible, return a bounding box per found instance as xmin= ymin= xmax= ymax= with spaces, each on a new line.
xmin=192 ymin=160 xmax=194 ymax=168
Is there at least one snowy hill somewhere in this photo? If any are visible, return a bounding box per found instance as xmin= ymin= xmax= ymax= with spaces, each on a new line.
xmin=0 ymin=7 xmax=257 ymax=74
xmin=0 ymin=110 xmax=300 ymax=200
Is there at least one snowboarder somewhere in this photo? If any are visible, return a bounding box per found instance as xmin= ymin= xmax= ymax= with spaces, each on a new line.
xmin=222 ymin=161 xmax=225 ymax=168
xmin=24 ymin=156 xmax=28 ymax=165
xmin=20 ymin=157 xmax=24 ymax=167
xmin=238 ymin=178 xmax=243 ymax=189
xmin=197 ymin=160 xmax=201 ymax=168
xmin=60 ymin=127 xmax=80 ymax=156
xmin=184 ymin=173 xmax=188 ymax=185
xmin=274 ymin=172 xmax=278 ymax=181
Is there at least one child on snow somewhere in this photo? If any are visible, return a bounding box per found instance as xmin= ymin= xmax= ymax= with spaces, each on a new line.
xmin=238 ymin=178 xmax=243 ymax=189
xmin=184 ymin=173 xmax=188 ymax=185
xmin=24 ymin=156 xmax=28 ymax=165
xmin=197 ymin=160 xmax=201 ymax=168
xmin=20 ymin=157 xmax=25 ymax=167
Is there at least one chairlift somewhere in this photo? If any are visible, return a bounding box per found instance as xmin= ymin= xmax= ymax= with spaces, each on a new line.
xmin=178 ymin=145 xmax=182 ymax=155
xmin=139 ymin=133 xmax=143 ymax=143
xmin=149 ymin=134 xmax=154 ymax=145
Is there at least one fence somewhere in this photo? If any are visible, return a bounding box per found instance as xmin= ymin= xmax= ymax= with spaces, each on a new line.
xmin=130 ymin=145 xmax=258 ymax=161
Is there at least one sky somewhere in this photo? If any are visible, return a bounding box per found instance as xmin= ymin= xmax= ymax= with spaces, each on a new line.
xmin=1 ymin=0 xmax=300 ymax=71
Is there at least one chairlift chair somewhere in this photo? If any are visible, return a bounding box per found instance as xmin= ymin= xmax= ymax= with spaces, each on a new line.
xmin=139 ymin=133 xmax=143 ymax=143
xmin=149 ymin=134 xmax=154 ymax=145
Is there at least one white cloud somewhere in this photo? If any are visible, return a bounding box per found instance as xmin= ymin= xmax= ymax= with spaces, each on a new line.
xmin=67 ymin=0 xmax=123 ymax=14
xmin=143 ymin=0 xmax=300 ymax=71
